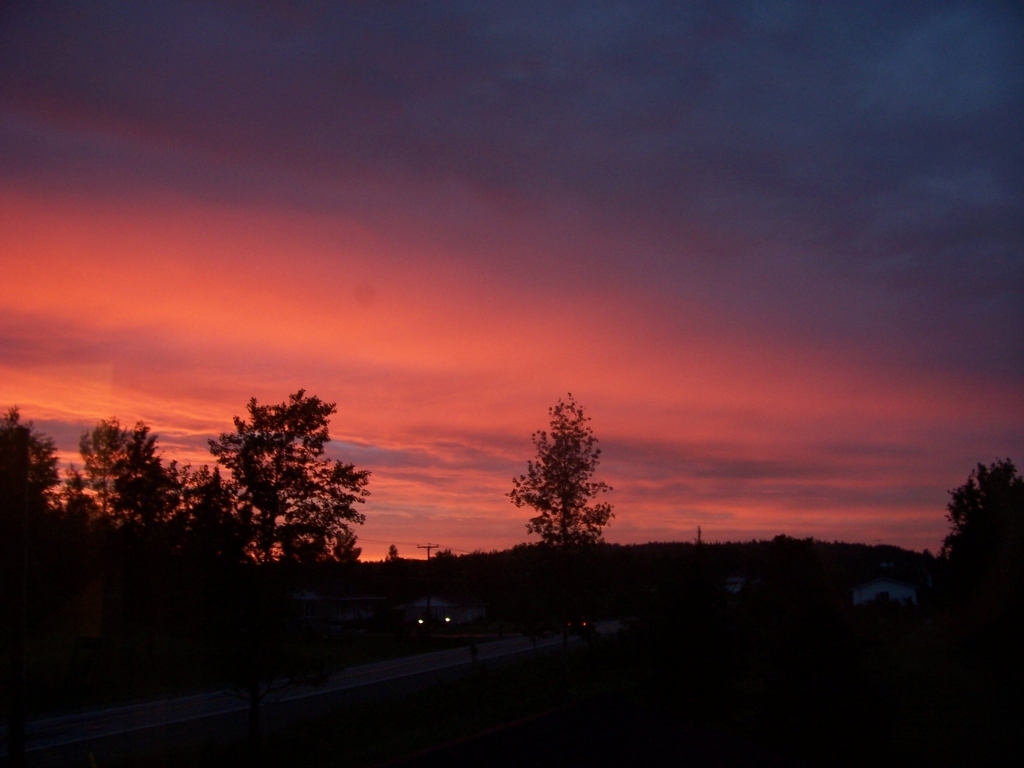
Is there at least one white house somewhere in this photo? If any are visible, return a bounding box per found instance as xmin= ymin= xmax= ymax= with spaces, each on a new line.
xmin=396 ymin=596 xmax=487 ymax=625
xmin=725 ymin=577 xmax=747 ymax=594
xmin=851 ymin=577 xmax=918 ymax=607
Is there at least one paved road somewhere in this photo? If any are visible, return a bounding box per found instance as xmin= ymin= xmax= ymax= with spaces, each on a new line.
xmin=1 ymin=631 xmax=590 ymax=765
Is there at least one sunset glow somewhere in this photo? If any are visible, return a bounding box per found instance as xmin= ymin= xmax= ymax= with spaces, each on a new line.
xmin=2 ymin=2 xmax=1021 ymax=559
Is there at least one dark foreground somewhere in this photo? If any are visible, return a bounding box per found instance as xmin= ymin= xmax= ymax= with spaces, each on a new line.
xmin=38 ymin=609 xmax=1017 ymax=768
xmin=388 ymin=693 xmax=794 ymax=768
xmin=0 ymin=634 xmax=570 ymax=767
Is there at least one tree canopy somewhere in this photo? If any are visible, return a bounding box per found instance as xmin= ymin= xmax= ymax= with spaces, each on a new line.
xmin=509 ymin=394 xmax=613 ymax=548
xmin=0 ymin=408 xmax=60 ymax=514
xmin=1 ymin=408 xmax=62 ymax=596
xmin=942 ymin=458 xmax=1023 ymax=595
xmin=209 ymin=390 xmax=370 ymax=565
xmin=78 ymin=418 xmax=126 ymax=519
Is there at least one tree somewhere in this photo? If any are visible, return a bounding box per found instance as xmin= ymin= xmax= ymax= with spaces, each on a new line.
xmin=2 ymin=410 xmax=96 ymax=602
xmin=209 ymin=390 xmax=370 ymax=565
xmin=177 ymin=464 xmax=245 ymax=564
xmin=509 ymin=394 xmax=613 ymax=671
xmin=942 ymin=458 xmax=1023 ymax=596
xmin=1 ymin=408 xmax=63 ymax=602
xmin=509 ymin=394 xmax=613 ymax=548
xmin=207 ymin=390 xmax=370 ymax=746
xmin=1 ymin=408 xmax=61 ymax=766
xmin=1 ymin=407 xmax=60 ymax=514
xmin=78 ymin=418 xmax=127 ymax=519
xmin=61 ymin=468 xmax=98 ymax=524
xmin=111 ymin=422 xmax=181 ymax=534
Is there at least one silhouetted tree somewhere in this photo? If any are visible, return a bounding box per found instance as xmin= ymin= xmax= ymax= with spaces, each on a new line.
xmin=509 ymin=394 xmax=612 ymax=670
xmin=1 ymin=408 xmax=62 ymax=765
xmin=209 ymin=390 xmax=370 ymax=565
xmin=177 ymin=464 xmax=245 ymax=564
xmin=1 ymin=412 xmax=98 ymax=611
xmin=72 ymin=419 xmax=185 ymax=628
xmin=109 ymin=422 xmax=180 ymax=534
xmin=387 ymin=544 xmax=401 ymax=561
xmin=73 ymin=418 xmax=183 ymax=541
xmin=208 ymin=390 xmax=370 ymax=746
xmin=0 ymin=407 xmax=60 ymax=511
xmin=78 ymin=418 xmax=127 ymax=519
xmin=942 ymin=459 xmax=1023 ymax=596
xmin=509 ymin=394 xmax=613 ymax=548
xmin=942 ymin=459 xmax=1024 ymax=672
xmin=61 ymin=467 xmax=98 ymax=524
xmin=218 ymin=563 xmax=295 ymax=751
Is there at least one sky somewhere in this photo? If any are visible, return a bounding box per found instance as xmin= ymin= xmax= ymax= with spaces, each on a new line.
xmin=1 ymin=0 xmax=1021 ymax=559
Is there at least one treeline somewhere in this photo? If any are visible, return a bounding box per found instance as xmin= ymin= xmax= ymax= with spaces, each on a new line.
xmin=0 ymin=392 xmax=370 ymax=740
xmin=349 ymin=508 xmax=1021 ymax=765
xmin=1 ymin=392 xmax=367 ymax=629
xmin=354 ymin=537 xmax=936 ymax=618
xmin=3 ymin=395 xmax=1021 ymax=763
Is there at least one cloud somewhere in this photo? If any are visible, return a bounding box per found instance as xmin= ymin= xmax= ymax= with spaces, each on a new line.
xmin=1 ymin=1 xmax=1021 ymax=556
xmin=3 ymin=2 xmax=1020 ymax=386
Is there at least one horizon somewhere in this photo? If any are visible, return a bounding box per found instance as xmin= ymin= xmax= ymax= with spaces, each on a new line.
xmin=0 ymin=398 xmax=991 ymax=561
xmin=3 ymin=2 xmax=1022 ymax=559
xmin=360 ymin=535 xmax=938 ymax=562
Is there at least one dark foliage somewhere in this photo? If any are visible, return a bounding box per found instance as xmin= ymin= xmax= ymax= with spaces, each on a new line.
xmin=5 ymin=412 xmax=1020 ymax=766
xmin=941 ymin=459 xmax=1024 ymax=685
xmin=1 ymin=408 xmax=99 ymax=631
xmin=209 ymin=390 xmax=370 ymax=565
xmin=510 ymin=394 xmax=612 ymax=548
xmin=942 ymin=459 xmax=1023 ymax=597
xmin=643 ymin=532 xmax=733 ymax=719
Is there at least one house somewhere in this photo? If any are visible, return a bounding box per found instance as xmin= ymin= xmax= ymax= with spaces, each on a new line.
xmin=396 ymin=596 xmax=487 ymax=625
xmin=724 ymin=576 xmax=764 ymax=594
xmin=293 ymin=589 xmax=386 ymax=627
xmin=725 ymin=577 xmax=746 ymax=594
xmin=851 ymin=577 xmax=918 ymax=607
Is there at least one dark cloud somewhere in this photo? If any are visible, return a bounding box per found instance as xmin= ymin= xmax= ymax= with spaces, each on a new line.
xmin=1 ymin=1 xmax=1021 ymax=376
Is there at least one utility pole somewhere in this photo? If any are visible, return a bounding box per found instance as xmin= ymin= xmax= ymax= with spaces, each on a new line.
xmin=417 ymin=544 xmax=439 ymax=624
xmin=417 ymin=543 xmax=439 ymax=560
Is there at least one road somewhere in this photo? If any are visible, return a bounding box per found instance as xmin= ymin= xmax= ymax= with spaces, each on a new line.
xmin=1 ymin=631 xmax=589 ymax=766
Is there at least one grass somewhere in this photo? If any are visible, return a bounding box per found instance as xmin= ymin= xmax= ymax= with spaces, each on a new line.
xmin=853 ymin=611 xmax=1023 ymax=767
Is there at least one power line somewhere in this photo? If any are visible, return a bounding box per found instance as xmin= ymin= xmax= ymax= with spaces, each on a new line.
xmin=359 ymin=538 xmax=473 ymax=553
xmin=416 ymin=543 xmax=440 ymax=560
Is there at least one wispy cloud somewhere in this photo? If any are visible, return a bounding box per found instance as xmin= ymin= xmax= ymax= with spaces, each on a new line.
xmin=1 ymin=1 xmax=1020 ymax=558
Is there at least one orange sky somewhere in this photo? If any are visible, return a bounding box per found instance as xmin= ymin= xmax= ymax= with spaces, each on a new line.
xmin=2 ymin=2 xmax=1021 ymax=559
xmin=4 ymin=186 xmax=1019 ymax=559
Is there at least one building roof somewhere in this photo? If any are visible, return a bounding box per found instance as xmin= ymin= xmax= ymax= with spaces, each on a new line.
xmin=293 ymin=589 xmax=385 ymax=602
xmin=396 ymin=595 xmax=486 ymax=609
xmin=851 ymin=577 xmax=918 ymax=591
